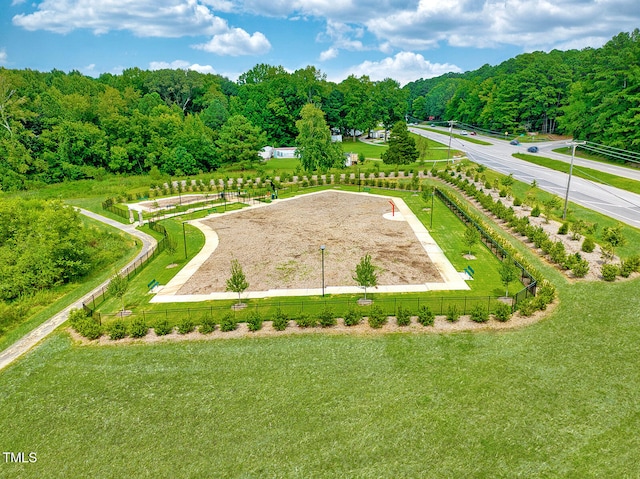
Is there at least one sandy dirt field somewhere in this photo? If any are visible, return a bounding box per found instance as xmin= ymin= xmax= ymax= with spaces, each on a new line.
xmin=177 ymin=191 xmax=442 ymax=294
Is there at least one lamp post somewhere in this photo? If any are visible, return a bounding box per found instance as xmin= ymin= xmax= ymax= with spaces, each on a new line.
xmin=430 ymin=189 xmax=435 ymax=229
xmin=562 ymin=141 xmax=586 ymax=220
xmin=182 ymin=222 xmax=188 ymax=259
xmin=320 ymin=245 xmax=326 ymax=297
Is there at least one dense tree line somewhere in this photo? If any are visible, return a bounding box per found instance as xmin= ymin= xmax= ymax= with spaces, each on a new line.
xmin=0 ymin=199 xmax=128 ymax=301
xmin=0 ymin=65 xmax=406 ymax=190
xmin=405 ymin=29 xmax=640 ymax=151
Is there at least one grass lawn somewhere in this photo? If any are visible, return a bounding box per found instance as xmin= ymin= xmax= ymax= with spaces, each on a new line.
xmin=2 ymin=276 xmax=640 ymax=477
xmin=513 ymin=152 xmax=640 ymax=196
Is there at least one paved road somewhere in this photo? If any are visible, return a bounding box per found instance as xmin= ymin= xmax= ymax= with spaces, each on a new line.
xmin=411 ymin=127 xmax=640 ymax=228
xmin=0 ymin=209 xmax=156 ymax=372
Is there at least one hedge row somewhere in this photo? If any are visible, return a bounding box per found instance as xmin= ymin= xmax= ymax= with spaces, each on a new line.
xmin=69 ymin=304 xmax=518 ymax=340
xmin=434 ymin=171 xmax=557 ymax=316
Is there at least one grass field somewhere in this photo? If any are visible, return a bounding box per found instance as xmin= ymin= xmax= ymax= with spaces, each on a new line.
xmin=4 ymin=155 xmax=640 ymax=477
xmin=2 ymin=275 xmax=640 ymax=478
xmin=513 ymin=153 xmax=640 ymax=195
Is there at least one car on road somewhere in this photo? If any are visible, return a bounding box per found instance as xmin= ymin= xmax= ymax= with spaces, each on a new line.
xmin=460 ymin=131 xmax=468 ymax=135
xmin=470 ymin=131 xmax=477 ymax=135
xmin=527 ymin=146 xmax=539 ymax=153
xmin=510 ymin=140 xmax=520 ymax=145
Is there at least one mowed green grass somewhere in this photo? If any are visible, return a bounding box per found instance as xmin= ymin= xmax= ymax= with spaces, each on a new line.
xmin=2 ymin=277 xmax=640 ymax=478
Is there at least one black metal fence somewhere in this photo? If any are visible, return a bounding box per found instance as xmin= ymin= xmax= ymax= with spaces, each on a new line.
xmin=435 ymin=188 xmax=538 ymax=303
xmin=101 ymin=198 xmax=130 ymax=220
xmin=90 ymin=294 xmax=511 ymax=325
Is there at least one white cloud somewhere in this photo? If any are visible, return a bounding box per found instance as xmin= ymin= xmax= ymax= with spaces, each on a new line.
xmin=0 ymin=49 xmax=7 ymax=64
xmin=150 ymin=60 xmax=217 ymax=73
xmin=80 ymin=63 xmax=97 ymax=76
xmin=12 ymin=0 xmax=225 ymax=37
xmin=319 ymin=47 xmax=338 ymax=61
xmin=341 ymin=51 xmax=462 ymax=86
xmin=192 ymin=28 xmax=271 ymax=55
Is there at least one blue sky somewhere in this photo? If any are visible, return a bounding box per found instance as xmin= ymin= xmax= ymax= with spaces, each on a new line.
xmin=2 ymin=0 xmax=639 ymax=85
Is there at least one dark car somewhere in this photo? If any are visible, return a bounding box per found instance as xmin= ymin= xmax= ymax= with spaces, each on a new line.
xmin=509 ymin=140 xmax=520 ymax=145
xmin=527 ymin=146 xmax=539 ymax=153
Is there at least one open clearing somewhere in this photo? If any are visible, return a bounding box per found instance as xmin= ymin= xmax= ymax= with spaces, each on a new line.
xmin=153 ymin=190 xmax=468 ymax=302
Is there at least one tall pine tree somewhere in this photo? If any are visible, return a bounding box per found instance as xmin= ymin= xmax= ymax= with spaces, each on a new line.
xmin=381 ymin=121 xmax=418 ymax=164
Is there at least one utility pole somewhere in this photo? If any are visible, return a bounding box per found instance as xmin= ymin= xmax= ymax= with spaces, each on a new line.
xmin=447 ymin=120 xmax=456 ymax=164
xmin=562 ymin=140 xmax=587 ymax=220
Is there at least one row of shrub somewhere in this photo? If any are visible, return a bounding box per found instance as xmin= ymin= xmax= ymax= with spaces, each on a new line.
xmin=436 ymin=170 xmax=592 ymax=278
xmin=70 ymin=303 xmax=519 ymax=340
xmin=428 ymin=180 xmax=559 ymax=319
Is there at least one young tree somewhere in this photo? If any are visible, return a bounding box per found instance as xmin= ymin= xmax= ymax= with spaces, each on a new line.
xmin=463 ymin=227 xmax=480 ymax=256
xmin=226 ymin=259 xmax=249 ymax=305
xmin=108 ymin=272 xmax=129 ymax=314
xmin=499 ymin=260 xmax=520 ymax=297
xmin=382 ymin=121 xmax=419 ymax=164
xmin=295 ymin=103 xmax=343 ymax=172
xmin=353 ymin=254 xmax=378 ymax=300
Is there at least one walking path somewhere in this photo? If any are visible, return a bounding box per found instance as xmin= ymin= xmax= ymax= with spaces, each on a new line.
xmin=0 ymin=210 xmax=156 ymax=372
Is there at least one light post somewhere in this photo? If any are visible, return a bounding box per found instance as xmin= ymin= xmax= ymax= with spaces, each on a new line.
xmin=562 ymin=140 xmax=586 ymax=220
xmin=430 ymin=189 xmax=435 ymax=229
xmin=182 ymin=222 xmax=188 ymax=259
xmin=320 ymin=245 xmax=326 ymax=297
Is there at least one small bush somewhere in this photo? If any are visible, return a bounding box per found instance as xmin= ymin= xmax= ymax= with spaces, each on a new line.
xmin=343 ymin=309 xmax=361 ymax=326
xmin=571 ymin=259 xmax=590 ymax=278
xmin=246 ymin=310 xmax=263 ymax=332
xmin=107 ymin=320 xmax=127 ymax=340
xmin=199 ymin=314 xmax=216 ymax=334
xmin=271 ymin=308 xmax=289 ymax=331
xmin=581 ymin=236 xmax=595 ymax=253
xmin=530 ymin=205 xmax=541 ymax=217
xmin=177 ymin=317 xmax=195 ymax=334
xmin=513 ymin=197 xmax=522 ymax=207
xmin=621 ymin=255 xmax=640 ymax=277
xmin=558 ymin=222 xmax=569 ymax=235
xmin=417 ymin=305 xmax=435 ymax=326
xmin=395 ymin=305 xmax=411 ymax=326
xmin=219 ymin=313 xmax=237 ymax=332
xmin=517 ymin=298 xmax=537 ymax=317
xmin=128 ymin=318 xmax=149 ymax=338
xmin=367 ymin=306 xmax=387 ymax=329
xmin=296 ymin=314 xmax=317 ymax=328
xmin=446 ymin=305 xmax=460 ymax=322
xmin=69 ymin=309 xmax=102 ymax=340
xmin=601 ymin=263 xmax=619 ymax=282
xmin=318 ymin=308 xmax=337 ymax=328
xmin=493 ymin=302 xmax=512 ymax=322
xmin=154 ymin=318 xmax=172 ymax=336
xmin=469 ymin=304 xmax=489 ymax=323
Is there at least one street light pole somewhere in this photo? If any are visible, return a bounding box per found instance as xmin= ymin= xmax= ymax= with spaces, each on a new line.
xmin=182 ymin=222 xmax=188 ymax=259
xmin=320 ymin=245 xmax=326 ymax=297
xmin=562 ymin=141 xmax=586 ymax=220
xmin=430 ymin=189 xmax=435 ymax=229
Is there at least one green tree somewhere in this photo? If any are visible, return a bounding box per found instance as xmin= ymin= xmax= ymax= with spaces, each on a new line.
xmin=107 ymin=272 xmax=129 ymax=315
xmin=295 ymin=103 xmax=343 ymax=172
xmin=499 ymin=260 xmax=520 ymax=297
xmin=382 ymin=121 xmax=418 ymax=164
xmin=226 ymin=259 xmax=249 ymax=305
xmin=463 ymin=227 xmax=480 ymax=256
xmin=601 ymin=224 xmax=627 ymax=260
xmin=215 ymin=115 xmax=266 ymax=166
xmin=353 ymin=254 xmax=378 ymax=300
